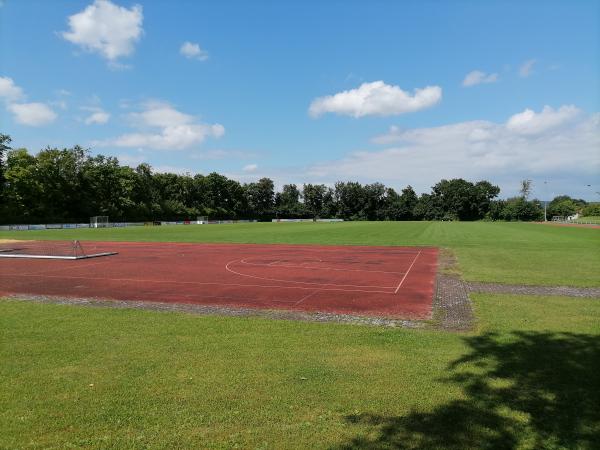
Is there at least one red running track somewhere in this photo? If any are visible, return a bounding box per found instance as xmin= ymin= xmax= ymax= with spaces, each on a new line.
xmin=0 ymin=242 xmax=438 ymax=319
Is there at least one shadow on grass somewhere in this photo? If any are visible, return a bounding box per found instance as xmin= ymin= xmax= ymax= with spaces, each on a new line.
xmin=337 ymin=332 xmax=600 ymax=449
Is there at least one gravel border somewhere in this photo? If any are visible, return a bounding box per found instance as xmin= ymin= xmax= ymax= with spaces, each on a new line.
xmin=467 ymin=282 xmax=600 ymax=298
xmin=1 ymin=294 xmax=425 ymax=329
xmin=432 ymin=275 xmax=475 ymax=331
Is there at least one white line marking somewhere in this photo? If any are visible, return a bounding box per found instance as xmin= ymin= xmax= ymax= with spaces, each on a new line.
xmin=225 ymin=260 xmax=396 ymax=289
xmin=295 ymin=290 xmax=320 ymax=305
xmin=8 ymin=273 xmax=395 ymax=294
xmin=394 ymin=250 xmax=421 ymax=294
xmin=239 ymin=259 xmax=406 ymax=275
xmin=0 ymin=252 xmax=116 ymax=259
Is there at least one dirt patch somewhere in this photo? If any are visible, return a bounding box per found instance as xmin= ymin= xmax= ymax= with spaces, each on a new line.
xmin=438 ymin=248 xmax=461 ymax=277
xmin=1 ymin=294 xmax=426 ymax=328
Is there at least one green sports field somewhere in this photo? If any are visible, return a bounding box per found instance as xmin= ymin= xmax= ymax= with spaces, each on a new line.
xmin=1 ymin=221 xmax=599 ymax=449
xmin=2 ymin=221 xmax=599 ymax=286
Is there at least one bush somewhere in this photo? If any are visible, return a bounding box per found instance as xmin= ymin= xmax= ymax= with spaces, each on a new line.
xmin=582 ymin=203 xmax=600 ymax=217
xmin=490 ymin=197 xmax=544 ymax=221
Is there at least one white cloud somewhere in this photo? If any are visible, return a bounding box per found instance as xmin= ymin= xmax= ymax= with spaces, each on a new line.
xmin=190 ymin=149 xmax=258 ymax=160
xmin=309 ymin=81 xmax=442 ymax=118
xmin=506 ymin=105 xmax=580 ymax=135
xmin=0 ymin=76 xmax=24 ymax=101
xmin=305 ymin=106 xmax=599 ymax=197
xmin=519 ymin=59 xmax=536 ymax=77
xmin=104 ymin=102 xmax=224 ymax=150
xmin=180 ymin=41 xmax=209 ymax=61
xmin=84 ymin=110 xmax=110 ymax=125
xmin=50 ymin=100 xmax=68 ymax=110
xmin=111 ymin=126 xmax=223 ymax=149
xmin=81 ymin=102 xmax=110 ymax=124
xmin=462 ymin=70 xmax=499 ymax=87
xmin=7 ymin=102 xmax=57 ymax=126
xmin=127 ymin=101 xmax=194 ymax=127
xmin=243 ymin=163 xmax=258 ymax=172
xmin=117 ymin=153 xmax=145 ymax=167
xmin=61 ymin=0 xmax=143 ymax=64
xmin=1 ymin=76 xmax=57 ymax=126
xmin=153 ymin=165 xmax=194 ymax=175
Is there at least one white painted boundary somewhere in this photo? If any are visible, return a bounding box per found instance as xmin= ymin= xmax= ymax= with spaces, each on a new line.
xmin=0 ymin=252 xmax=118 ymax=260
xmin=394 ymin=251 xmax=422 ymax=293
xmin=225 ymin=259 xmax=397 ymax=290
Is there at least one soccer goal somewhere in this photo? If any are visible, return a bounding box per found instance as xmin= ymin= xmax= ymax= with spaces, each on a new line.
xmin=90 ymin=216 xmax=110 ymax=228
xmin=197 ymin=215 xmax=208 ymax=224
xmin=0 ymin=240 xmax=117 ymax=260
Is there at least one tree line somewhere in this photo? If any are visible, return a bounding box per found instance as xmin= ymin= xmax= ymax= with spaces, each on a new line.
xmin=0 ymin=135 xmax=591 ymax=224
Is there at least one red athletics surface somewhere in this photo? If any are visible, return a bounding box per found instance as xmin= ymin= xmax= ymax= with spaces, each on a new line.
xmin=0 ymin=242 xmax=438 ymax=319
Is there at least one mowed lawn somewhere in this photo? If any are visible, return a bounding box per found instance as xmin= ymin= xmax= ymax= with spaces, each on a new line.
xmin=2 ymin=221 xmax=599 ymax=286
xmin=1 ymin=294 xmax=599 ymax=449
xmin=1 ymin=222 xmax=599 ymax=448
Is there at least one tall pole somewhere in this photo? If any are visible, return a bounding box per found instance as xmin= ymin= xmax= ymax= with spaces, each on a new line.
xmin=544 ymin=180 xmax=548 ymax=222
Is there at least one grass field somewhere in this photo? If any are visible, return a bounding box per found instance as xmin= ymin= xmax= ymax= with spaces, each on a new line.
xmin=2 ymin=221 xmax=599 ymax=286
xmin=2 ymin=221 xmax=599 ymax=448
xmin=1 ymin=294 xmax=599 ymax=449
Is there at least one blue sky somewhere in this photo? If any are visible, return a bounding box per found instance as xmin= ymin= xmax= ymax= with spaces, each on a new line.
xmin=1 ymin=0 xmax=599 ymax=199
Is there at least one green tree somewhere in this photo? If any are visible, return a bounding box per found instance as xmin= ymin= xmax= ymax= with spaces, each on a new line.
xmin=334 ymin=181 xmax=367 ymax=220
xmin=474 ymin=181 xmax=501 ymax=218
xmin=321 ymin=187 xmax=336 ymax=218
xmin=363 ymin=182 xmax=387 ymax=220
xmin=582 ymin=203 xmax=600 ymax=217
xmin=430 ymin=178 xmax=499 ymax=221
xmin=303 ymin=184 xmax=327 ymax=218
xmin=519 ymin=179 xmax=532 ymax=199
xmin=0 ymin=134 xmax=11 ymax=200
xmin=2 ymin=148 xmax=42 ymax=223
xmin=191 ymin=172 xmax=247 ymax=219
xmin=500 ymin=197 xmax=544 ymax=221
xmin=547 ymin=195 xmax=579 ymax=218
xmin=395 ymin=185 xmax=419 ymax=220
xmin=244 ymin=178 xmax=275 ymax=219
xmin=34 ymin=146 xmax=88 ymax=221
xmin=275 ymin=184 xmax=305 ymax=217
xmin=413 ymin=193 xmax=443 ymax=220
xmin=82 ymin=155 xmax=136 ymax=220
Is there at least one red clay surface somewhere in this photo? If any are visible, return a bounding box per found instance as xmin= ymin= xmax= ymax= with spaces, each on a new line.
xmin=0 ymin=242 xmax=438 ymax=319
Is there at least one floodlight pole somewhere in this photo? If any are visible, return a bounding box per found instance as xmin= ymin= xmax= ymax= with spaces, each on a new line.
xmin=543 ymin=180 xmax=548 ymax=222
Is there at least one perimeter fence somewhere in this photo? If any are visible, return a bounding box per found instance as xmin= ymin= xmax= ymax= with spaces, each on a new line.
xmin=0 ymin=219 xmax=258 ymax=232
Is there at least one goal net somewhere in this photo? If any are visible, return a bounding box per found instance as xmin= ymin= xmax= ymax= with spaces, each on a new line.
xmin=0 ymin=240 xmax=117 ymax=260
xmin=90 ymin=216 xmax=110 ymax=228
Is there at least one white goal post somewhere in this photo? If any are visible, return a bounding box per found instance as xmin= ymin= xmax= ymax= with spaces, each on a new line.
xmin=90 ymin=216 xmax=110 ymax=228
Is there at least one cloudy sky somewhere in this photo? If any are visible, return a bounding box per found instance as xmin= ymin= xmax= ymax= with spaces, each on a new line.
xmin=1 ymin=0 xmax=598 ymax=199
